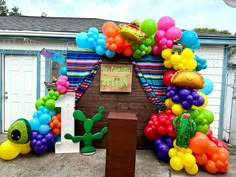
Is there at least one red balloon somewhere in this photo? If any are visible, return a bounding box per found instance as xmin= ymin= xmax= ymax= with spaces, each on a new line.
xmin=217 ymin=140 xmax=228 ymax=150
xmin=144 ymin=125 xmax=159 ymax=140
xmin=163 ymin=70 xmax=176 ymax=86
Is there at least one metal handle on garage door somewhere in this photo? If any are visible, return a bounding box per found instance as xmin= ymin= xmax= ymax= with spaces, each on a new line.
xmin=5 ymin=91 xmax=8 ymax=99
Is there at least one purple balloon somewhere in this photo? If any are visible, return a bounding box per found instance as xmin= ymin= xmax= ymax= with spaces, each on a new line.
xmin=156 ymin=143 xmax=170 ymax=161
xmin=186 ymin=95 xmax=194 ymax=104
xmin=195 ymin=96 xmax=204 ymax=106
xmin=33 ymin=145 xmax=47 ymax=154
xmin=45 ymin=132 xmax=54 ymax=142
xmin=31 ymin=130 xmax=38 ymax=139
xmin=165 ymin=137 xmax=174 ymax=148
xmin=179 ymin=89 xmax=191 ymax=98
xmin=36 ymin=134 xmax=43 ymax=140
xmin=30 ymin=139 xmax=37 ymax=146
xmin=172 ymin=95 xmax=180 ymax=103
xmin=181 ymin=101 xmax=192 ymax=110
xmin=192 ymin=91 xmax=200 ymax=99
xmin=153 ymin=138 xmax=163 ymax=151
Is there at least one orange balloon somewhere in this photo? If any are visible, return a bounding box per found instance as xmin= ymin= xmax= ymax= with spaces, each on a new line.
xmin=52 ymin=128 xmax=61 ymax=135
xmin=218 ymin=147 xmax=229 ymax=158
xmin=124 ymin=47 xmax=133 ymax=56
xmin=206 ymin=141 xmax=218 ymax=156
xmin=211 ymin=153 xmax=219 ymax=161
xmin=215 ymin=160 xmax=224 ymax=169
xmin=195 ymin=154 xmax=208 ymax=165
xmin=218 ymin=153 xmax=228 ymax=162
xmin=56 ymin=113 xmax=61 ymax=119
xmin=205 ymin=160 xmax=218 ymax=174
xmin=189 ymin=132 xmax=210 ymax=155
xmin=110 ymin=43 xmax=117 ymax=51
xmin=218 ymin=161 xmax=229 ymax=173
xmin=102 ymin=21 xmax=118 ymax=34
xmin=105 ymin=27 xmax=118 ymax=38
xmin=115 ymin=35 xmax=124 ymax=47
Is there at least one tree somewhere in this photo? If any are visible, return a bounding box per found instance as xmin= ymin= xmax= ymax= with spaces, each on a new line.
xmin=9 ymin=6 xmax=21 ymax=16
xmin=193 ymin=27 xmax=232 ymax=35
xmin=0 ymin=0 xmax=8 ymax=16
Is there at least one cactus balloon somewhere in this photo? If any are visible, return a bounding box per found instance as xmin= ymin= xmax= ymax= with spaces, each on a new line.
xmin=172 ymin=112 xmax=196 ymax=148
xmin=64 ymin=106 xmax=108 ymax=154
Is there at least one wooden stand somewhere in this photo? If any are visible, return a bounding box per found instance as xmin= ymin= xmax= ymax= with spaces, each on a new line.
xmin=105 ymin=112 xmax=137 ymax=177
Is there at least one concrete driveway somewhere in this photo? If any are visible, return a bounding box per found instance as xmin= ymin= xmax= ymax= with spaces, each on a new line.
xmin=0 ymin=134 xmax=235 ymax=177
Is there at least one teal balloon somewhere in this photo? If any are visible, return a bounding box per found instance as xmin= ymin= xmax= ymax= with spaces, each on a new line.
xmin=39 ymin=125 xmax=50 ymax=134
xmin=199 ymin=78 xmax=214 ymax=95
xmin=60 ymin=66 xmax=67 ymax=76
xmin=76 ymin=32 xmax=89 ymax=48
xmin=29 ymin=118 xmax=40 ymax=130
xmin=141 ymin=18 xmax=157 ymax=36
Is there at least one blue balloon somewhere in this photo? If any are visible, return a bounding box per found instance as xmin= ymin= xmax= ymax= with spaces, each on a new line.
xmin=105 ymin=49 xmax=115 ymax=58
xmin=75 ymin=32 xmax=89 ymax=48
xmin=88 ymin=27 xmax=99 ymax=35
xmin=48 ymin=110 xmax=56 ymax=117
xmin=60 ymin=66 xmax=67 ymax=76
xmin=29 ymin=118 xmax=40 ymax=130
xmin=96 ymin=46 xmax=105 ymax=55
xmin=179 ymin=30 xmax=199 ymax=49
xmin=39 ymin=113 xmax=51 ymax=125
xmin=199 ymin=78 xmax=214 ymax=95
xmin=39 ymin=125 xmax=50 ymax=135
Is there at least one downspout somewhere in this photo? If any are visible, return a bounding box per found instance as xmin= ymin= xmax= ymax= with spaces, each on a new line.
xmin=219 ymin=45 xmax=230 ymax=139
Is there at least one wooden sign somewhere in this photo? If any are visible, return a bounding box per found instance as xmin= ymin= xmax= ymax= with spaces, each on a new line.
xmin=100 ymin=64 xmax=133 ymax=92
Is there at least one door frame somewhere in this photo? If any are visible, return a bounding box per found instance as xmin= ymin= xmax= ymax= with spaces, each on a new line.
xmin=0 ymin=50 xmax=41 ymax=132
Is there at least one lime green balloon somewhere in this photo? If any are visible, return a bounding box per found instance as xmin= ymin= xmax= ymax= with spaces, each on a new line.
xmin=141 ymin=18 xmax=157 ymax=36
xmin=35 ymin=99 xmax=45 ymax=109
xmin=45 ymin=99 xmax=55 ymax=110
xmin=42 ymin=96 xmax=49 ymax=102
xmin=201 ymin=109 xmax=214 ymax=124
xmin=48 ymin=89 xmax=54 ymax=97
xmin=188 ymin=109 xmax=199 ymax=119
xmin=197 ymin=124 xmax=208 ymax=134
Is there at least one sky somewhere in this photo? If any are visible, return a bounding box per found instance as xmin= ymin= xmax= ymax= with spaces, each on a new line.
xmin=5 ymin=0 xmax=236 ymax=34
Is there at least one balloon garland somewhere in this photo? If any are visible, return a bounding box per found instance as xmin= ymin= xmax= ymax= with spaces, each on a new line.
xmin=0 ymin=15 xmax=229 ymax=176
xmin=143 ymin=16 xmax=229 ymax=175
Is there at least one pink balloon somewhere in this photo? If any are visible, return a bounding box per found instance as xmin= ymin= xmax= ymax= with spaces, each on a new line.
xmin=155 ymin=30 xmax=166 ymax=41
xmin=166 ymin=27 xmax=182 ymax=41
xmin=159 ymin=38 xmax=167 ymax=46
xmin=166 ymin=40 xmax=173 ymax=48
xmin=157 ymin=16 xmax=175 ymax=31
xmin=152 ymin=44 xmax=162 ymax=55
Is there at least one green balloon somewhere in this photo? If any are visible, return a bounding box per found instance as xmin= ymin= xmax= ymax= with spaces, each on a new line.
xmin=141 ymin=18 xmax=157 ymax=36
xmin=203 ymin=110 xmax=214 ymax=124
xmin=35 ymin=99 xmax=45 ymax=109
xmin=45 ymin=99 xmax=55 ymax=110
xmin=197 ymin=124 xmax=208 ymax=134
xmin=48 ymin=89 xmax=54 ymax=97
xmin=188 ymin=109 xmax=199 ymax=119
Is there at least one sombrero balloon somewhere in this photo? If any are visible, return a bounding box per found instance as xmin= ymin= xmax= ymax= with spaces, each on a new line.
xmin=118 ymin=19 xmax=147 ymax=43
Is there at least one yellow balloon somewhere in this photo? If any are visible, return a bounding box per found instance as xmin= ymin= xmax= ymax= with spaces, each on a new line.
xmin=0 ymin=140 xmax=21 ymax=160
xmin=165 ymin=98 xmax=174 ymax=108
xmin=170 ymin=53 xmax=181 ymax=65
xmin=192 ymin=92 xmax=208 ymax=110
xmin=176 ymin=151 xmax=184 ymax=158
xmin=172 ymin=104 xmax=184 ymax=115
xmin=170 ymin=156 xmax=184 ymax=171
xmin=161 ymin=48 xmax=172 ymax=59
xmin=186 ymin=59 xmax=197 ymax=70
xmin=181 ymin=48 xmax=194 ymax=58
xmin=20 ymin=142 xmax=31 ymax=154
xmin=164 ymin=60 xmax=173 ymax=68
xmin=182 ymin=153 xmax=196 ymax=167
xmin=185 ymin=164 xmax=199 ymax=175
xmin=185 ymin=148 xmax=193 ymax=154
xmin=168 ymin=148 xmax=178 ymax=158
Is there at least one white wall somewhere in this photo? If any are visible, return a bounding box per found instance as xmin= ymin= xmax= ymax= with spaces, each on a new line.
xmin=195 ymin=45 xmax=225 ymax=137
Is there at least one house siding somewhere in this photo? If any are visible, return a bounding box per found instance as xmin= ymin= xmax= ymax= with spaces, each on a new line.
xmin=195 ymin=45 xmax=225 ymax=137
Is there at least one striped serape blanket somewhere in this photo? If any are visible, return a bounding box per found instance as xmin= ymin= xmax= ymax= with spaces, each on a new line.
xmin=66 ymin=50 xmax=102 ymax=100
xmin=132 ymin=55 xmax=167 ymax=111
